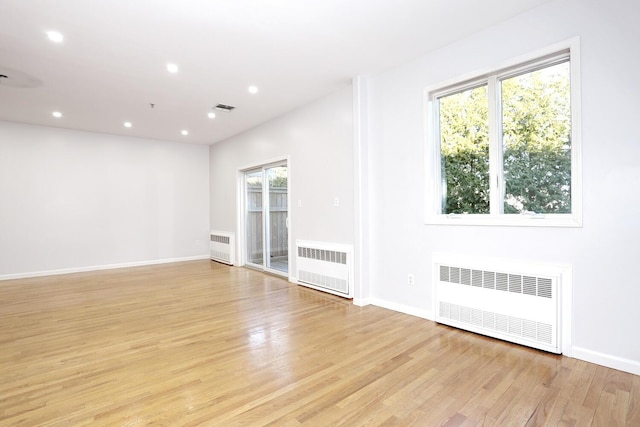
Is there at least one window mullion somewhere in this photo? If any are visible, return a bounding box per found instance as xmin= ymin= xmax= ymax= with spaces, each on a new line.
xmin=487 ymin=75 xmax=503 ymax=215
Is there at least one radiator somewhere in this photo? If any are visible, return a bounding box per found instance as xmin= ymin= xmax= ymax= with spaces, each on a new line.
xmin=433 ymin=255 xmax=562 ymax=354
xmin=210 ymin=230 xmax=235 ymax=265
xmin=295 ymin=240 xmax=353 ymax=298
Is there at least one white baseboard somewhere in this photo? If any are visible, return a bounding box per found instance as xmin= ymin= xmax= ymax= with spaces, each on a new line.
xmin=0 ymin=255 xmax=211 ymax=281
xmin=369 ymin=297 xmax=434 ymax=321
xmin=353 ymin=298 xmax=370 ymax=307
xmin=572 ymin=346 xmax=640 ymax=376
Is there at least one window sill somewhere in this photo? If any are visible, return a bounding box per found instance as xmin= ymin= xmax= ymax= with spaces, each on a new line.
xmin=425 ymin=214 xmax=582 ymax=228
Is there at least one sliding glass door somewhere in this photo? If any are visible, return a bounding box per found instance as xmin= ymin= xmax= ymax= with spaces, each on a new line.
xmin=244 ymin=162 xmax=288 ymax=274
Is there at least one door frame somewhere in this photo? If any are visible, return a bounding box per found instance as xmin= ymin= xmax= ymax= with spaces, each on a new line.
xmin=237 ymin=156 xmax=291 ymax=278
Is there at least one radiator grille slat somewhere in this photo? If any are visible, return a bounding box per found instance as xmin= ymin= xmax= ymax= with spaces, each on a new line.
xmin=461 ymin=268 xmax=471 ymax=286
xmin=538 ymin=323 xmax=553 ymax=343
xmin=496 ymin=272 xmax=508 ymax=292
xmin=523 ymin=276 xmax=537 ymax=296
xmin=483 ymin=271 xmax=495 ymax=289
xmin=496 ymin=314 xmax=509 ymax=334
xmin=538 ymin=278 xmax=553 ymax=298
xmin=451 ymin=267 xmax=460 ymax=284
xmin=471 ymin=308 xmax=483 ymax=327
xmin=523 ymin=319 xmax=537 ymax=340
xmin=509 ymin=274 xmax=522 ymax=294
xmin=440 ymin=265 xmax=449 ymax=282
xmin=483 ymin=311 xmax=495 ymax=329
xmin=472 ymin=270 xmax=483 ymax=287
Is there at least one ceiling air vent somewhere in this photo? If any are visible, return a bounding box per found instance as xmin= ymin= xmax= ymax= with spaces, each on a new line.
xmin=215 ymin=104 xmax=235 ymax=112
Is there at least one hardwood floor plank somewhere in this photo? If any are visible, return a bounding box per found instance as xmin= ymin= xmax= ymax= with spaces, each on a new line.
xmin=627 ymin=375 xmax=640 ymax=426
xmin=1 ymin=260 xmax=638 ymax=426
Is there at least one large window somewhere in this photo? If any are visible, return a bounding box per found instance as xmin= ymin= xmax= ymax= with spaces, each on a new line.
xmin=426 ymin=41 xmax=581 ymax=226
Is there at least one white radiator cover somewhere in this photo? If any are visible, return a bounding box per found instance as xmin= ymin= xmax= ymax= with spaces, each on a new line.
xmin=210 ymin=230 xmax=235 ymax=266
xmin=295 ymin=240 xmax=353 ymax=298
xmin=433 ymin=255 xmax=565 ymax=354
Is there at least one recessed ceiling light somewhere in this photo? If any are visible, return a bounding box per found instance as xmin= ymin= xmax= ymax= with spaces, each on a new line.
xmin=248 ymin=85 xmax=258 ymax=94
xmin=52 ymin=111 xmax=62 ymax=118
xmin=207 ymin=112 xmax=216 ymax=119
xmin=47 ymin=31 xmax=64 ymax=43
xmin=181 ymin=130 xmax=189 ymax=136
xmin=124 ymin=122 xmax=132 ymax=128
xmin=167 ymin=63 xmax=179 ymax=73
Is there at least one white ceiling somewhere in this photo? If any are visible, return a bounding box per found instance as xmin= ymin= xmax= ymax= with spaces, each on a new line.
xmin=0 ymin=0 xmax=552 ymax=145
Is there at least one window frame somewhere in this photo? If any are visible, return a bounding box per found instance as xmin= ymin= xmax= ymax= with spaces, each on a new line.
xmin=424 ymin=38 xmax=582 ymax=227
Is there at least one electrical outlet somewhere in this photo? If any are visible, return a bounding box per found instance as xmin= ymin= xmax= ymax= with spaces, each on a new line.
xmin=407 ymin=274 xmax=415 ymax=286
xmin=333 ymin=197 xmax=340 ymax=207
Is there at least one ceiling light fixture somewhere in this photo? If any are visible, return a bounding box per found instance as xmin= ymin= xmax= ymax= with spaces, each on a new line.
xmin=47 ymin=31 xmax=64 ymax=43
xmin=166 ymin=63 xmax=179 ymax=73
xmin=52 ymin=111 xmax=62 ymax=118
xmin=207 ymin=112 xmax=216 ymax=119
xmin=181 ymin=130 xmax=189 ymax=136
xmin=124 ymin=122 xmax=132 ymax=128
xmin=248 ymin=85 xmax=258 ymax=94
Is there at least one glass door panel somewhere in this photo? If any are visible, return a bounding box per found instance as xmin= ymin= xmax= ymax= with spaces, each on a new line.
xmin=266 ymin=165 xmax=288 ymax=273
xmin=245 ymin=170 xmax=263 ymax=267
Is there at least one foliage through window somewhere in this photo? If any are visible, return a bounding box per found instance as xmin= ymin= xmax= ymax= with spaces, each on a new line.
xmin=439 ymin=85 xmax=490 ymax=214
xmin=428 ymin=45 xmax=580 ymax=226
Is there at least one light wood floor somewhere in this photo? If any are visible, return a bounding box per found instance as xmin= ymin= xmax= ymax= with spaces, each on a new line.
xmin=1 ymin=260 xmax=638 ymax=426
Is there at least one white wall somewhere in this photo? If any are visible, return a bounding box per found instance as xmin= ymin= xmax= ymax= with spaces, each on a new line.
xmin=209 ymin=87 xmax=354 ymax=272
xmin=367 ymin=0 xmax=640 ymax=373
xmin=0 ymin=121 xmax=210 ymax=277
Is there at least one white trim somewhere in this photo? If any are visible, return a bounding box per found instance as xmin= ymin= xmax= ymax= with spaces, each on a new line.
xmin=0 ymin=255 xmax=210 ymax=281
xmin=353 ymin=297 xmax=370 ymax=307
xmin=425 ymin=214 xmax=581 ymax=228
xmin=424 ymin=37 xmax=582 ymax=227
xmin=568 ymin=38 xmax=583 ymax=227
xmin=369 ymin=297 xmax=434 ymax=321
xmin=238 ymin=156 xmax=290 ymax=173
xmin=352 ymin=75 xmax=371 ymax=303
xmin=560 ymin=265 xmax=573 ymax=357
xmin=572 ymin=347 xmax=640 ymax=377
xmin=236 ymin=169 xmax=246 ymax=267
xmin=488 ymin=76 xmax=501 ymax=216
xmin=286 ymin=157 xmax=293 ymax=278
